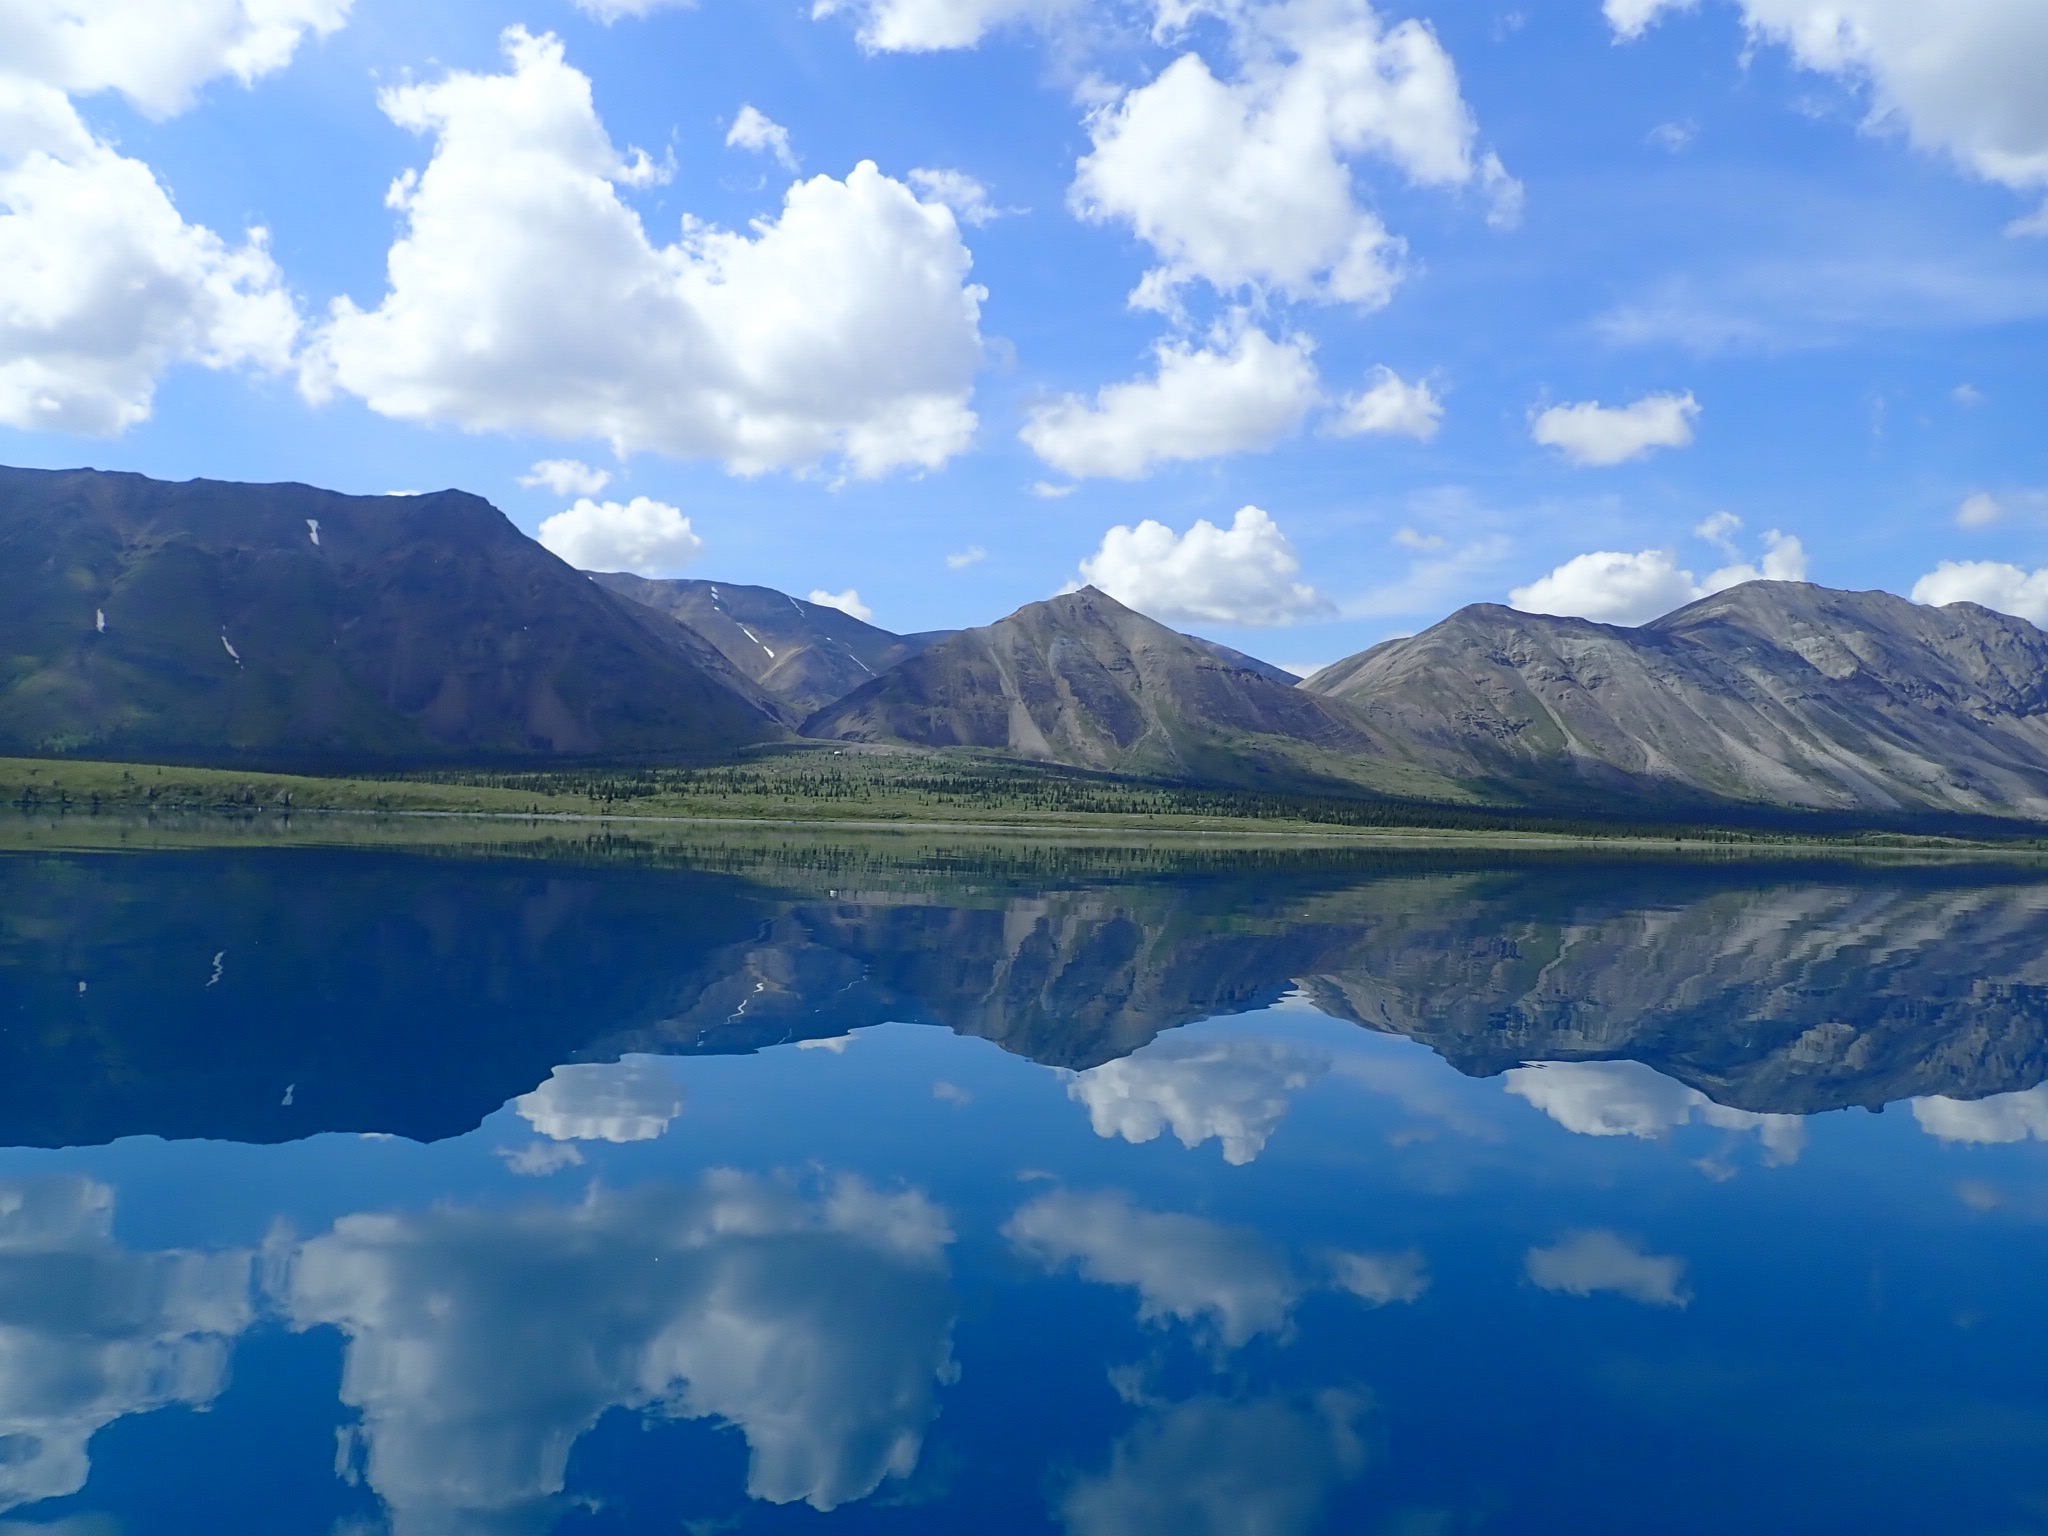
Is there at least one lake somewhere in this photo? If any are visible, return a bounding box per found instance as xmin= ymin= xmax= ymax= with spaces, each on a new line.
xmin=3 ymin=830 xmax=2046 ymax=1535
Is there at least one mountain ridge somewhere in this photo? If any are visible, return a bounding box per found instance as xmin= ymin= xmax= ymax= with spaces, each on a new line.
xmin=1303 ymin=581 xmax=2048 ymax=818
xmin=592 ymin=572 xmax=954 ymax=718
xmin=0 ymin=465 xmax=785 ymax=766
xmin=800 ymin=586 xmax=1472 ymax=799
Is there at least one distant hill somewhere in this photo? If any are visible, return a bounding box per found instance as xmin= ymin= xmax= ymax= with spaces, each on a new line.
xmin=1304 ymin=581 xmax=2048 ymax=817
xmin=803 ymin=586 xmax=1469 ymax=798
xmin=0 ymin=466 xmax=785 ymax=765
xmin=593 ymin=573 xmax=953 ymax=717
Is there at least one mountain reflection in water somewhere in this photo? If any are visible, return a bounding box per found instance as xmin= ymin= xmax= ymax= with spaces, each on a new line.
xmin=7 ymin=845 xmax=2048 ymax=1145
xmin=2 ymin=837 xmax=2047 ymax=1534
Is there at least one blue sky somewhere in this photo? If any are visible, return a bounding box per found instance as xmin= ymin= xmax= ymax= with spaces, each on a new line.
xmin=3 ymin=0 xmax=2045 ymax=668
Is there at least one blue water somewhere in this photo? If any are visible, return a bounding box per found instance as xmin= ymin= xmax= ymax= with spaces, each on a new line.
xmin=3 ymin=840 xmax=2047 ymax=1535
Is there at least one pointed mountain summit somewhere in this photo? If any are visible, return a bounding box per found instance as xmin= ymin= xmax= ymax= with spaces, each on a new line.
xmin=0 ymin=466 xmax=785 ymax=765
xmin=593 ymin=573 xmax=953 ymax=717
xmin=1304 ymin=580 xmax=2048 ymax=816
xmin=803 ymin=586 xmax=1466 ymax=797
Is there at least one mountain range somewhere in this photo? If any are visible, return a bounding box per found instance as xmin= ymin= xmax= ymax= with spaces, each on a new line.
xmin=7 ymin=464 xmax=2048 ymax=825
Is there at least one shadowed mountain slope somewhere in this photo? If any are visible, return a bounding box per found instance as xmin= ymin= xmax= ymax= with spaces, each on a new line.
xmin=593 ymin=573 xmax=953 ymax=717
xmin=1304 ymin=581 xmax=2048 ymax=817
xmin=0 ymin=466 xmax=785 ymax=765
xmin=802 ymin=587 xmax=1467 ymax=797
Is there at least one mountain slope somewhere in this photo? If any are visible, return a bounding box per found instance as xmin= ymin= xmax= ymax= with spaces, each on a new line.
xmin=0 ymin=465 xmax=785 ymax=765
xmin=803 ymin=586 xmax=1467 ymax=797
xmin=593 ymin=573 xmax=953 ymax=717
xmin=1184 ymin=635 xmax=1303 ymax=688
xmin=1303 ymin=581 xmax=2048 ymax=817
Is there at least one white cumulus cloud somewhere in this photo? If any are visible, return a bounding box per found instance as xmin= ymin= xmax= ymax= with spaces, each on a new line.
xmin=809 ymin=588 xmax=875 ymax=622
xmin=1525 ymin=1229 xmax=1690 ymax=1308
xmin=1073 ymin=0 xmax=1515 ymax=310
xmin=1022 ymin=324 xmax=1320 ymax=479
xmin=537 ymin=496 xmax=705 ymax=575
xmin=811 ymin=0 xmax=1076 ymax=51
xmin=727 ymin=103 xmax=798 ymax=169
xmin=513 ymin=1058 xmax=684 ymax=1143
xmin=1506 ymin=1061 xmax=1806 ymax=1166
xmin=1066 ymin=1036 xmax=1328 ymax=1165
xmin=0 ymin=0 xmax=344 ymax=433
xmin=1511 ymin=528 xmax=1807 ymax=626
xmin=0 ymin=0 xmax=350 ymax=118
xmin=301 ymin=28 xmax=986 ymax=478
xmin=1614 ymin=1 xmax=2048 ymax=221
xmin=1078 ymin=505 xmax=1330 ymax=628
xmin=1694 ymin=508 xmax=1744 ymax=553
xmin=1330 ymin=365 xmax=1443 ymax=440
xmin=1605 ymin=0 xmax=1698 ymax=41
xmin=1705 ymin=528 xmax=1809 ymax=588
xmin=1508 ymin=551 xmax=1697 ymax=627
xmin=945 ymin=544 xmax=988 ymax=569
xmin=1531 ymin=390 xmax=1701 ymax=466
xmin=1005 ymin=1189 xmax=1298 ymax=1348
xmin=1912 ymin=561 xmax=2048 ymax=626
xmin=907 ymin=167 xmax=1006 ymax=225
xmin=519 ymin=457 xmax=612 ymax=497
xmin=0 ymin=84 xmax=301 ymax=433
xmin=8 ymin=0 xmax=344 ymax=445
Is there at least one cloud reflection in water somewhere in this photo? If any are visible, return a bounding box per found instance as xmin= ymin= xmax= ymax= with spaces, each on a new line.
xmin=276 ymin=1172 xmax=958 ymax=1532
xmin=0 ymin=1177 xmax=253 ymax=1511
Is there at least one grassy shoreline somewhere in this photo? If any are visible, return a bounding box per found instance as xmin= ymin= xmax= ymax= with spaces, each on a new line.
xmin=5 ymin=752 xmax=2047 ymax=855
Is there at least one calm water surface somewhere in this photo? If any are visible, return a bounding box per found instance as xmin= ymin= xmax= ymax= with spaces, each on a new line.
xmin=3 ymin=835 xmax=2048 ymax=1535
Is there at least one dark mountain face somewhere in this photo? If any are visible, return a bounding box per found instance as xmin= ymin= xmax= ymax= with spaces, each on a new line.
xmin=0 ymin=466 xmax=785 ymax=765
xmin=802 ymin=587 xmax=1468 ymax=797
xmin=592 ymin=573 xmax=953 ymax=718
xmin=1304 ymin=581 xmax=2048 ymax=817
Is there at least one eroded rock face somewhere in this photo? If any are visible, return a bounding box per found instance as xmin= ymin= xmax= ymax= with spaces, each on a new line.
xmin=1304 ymin=582 xmax=2048 ymax=817
xmin=0 ymin=465 xmax=785 ymax=765
xmin=593 ymin=573 xmax=953 ymax=719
